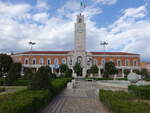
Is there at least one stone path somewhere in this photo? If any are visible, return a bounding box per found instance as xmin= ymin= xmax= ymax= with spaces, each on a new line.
xmin=39 ymin=80 xmax=109 ymax=113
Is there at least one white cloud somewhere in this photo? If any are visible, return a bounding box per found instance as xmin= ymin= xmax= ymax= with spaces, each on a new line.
xmin=33 ymin=13 xmax=49 ymax=23
xmin=0 ymin=0 xmax=149 ymax=62
xmin=57 ymin=0 xmax=102 ymax=21
xmin=36 ymin=0 xmax=49 ymax=11
xmin=0 ymin=2 xmax=31 ymax=16
xmin=93 ymin=0 xmax=117 ymax=5
xmin=105 ymin=5 xmax=150 ymax=61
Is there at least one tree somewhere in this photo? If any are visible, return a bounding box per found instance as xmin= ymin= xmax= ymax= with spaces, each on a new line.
xmin=73 ymin=62 xmax=82 ymax=76
xmin=0 ymin=54 xmax=13 ymax=75
xmin=133 ymin=69 xmax=140 ymax=75
xmin=23 ymin=68 xmax=33 ymax=80
xmin=89 ymin=65 xmax=98 ymax=76
xmin=124 ymin=69 xmax=130 ymax=77
xmin=104 ymin=61 xmax=118 ymax=78
xmin=59 ymin=64 xmax=72 ymax=77
xmin=28 ymin=66 xmax=52 ymax=90
xmin=64 ymin=69 xmax=72 ymax=77
xmin=5 ymin=63 xmax=22 ymax=85
xmin=59 ymin=64 xmax=68 ymax=73
xmin=140 ymin=68 xmax=148 ymax=79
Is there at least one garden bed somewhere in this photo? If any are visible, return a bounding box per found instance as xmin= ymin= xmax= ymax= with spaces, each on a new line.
xmin=99 ymin=89 xmax=150 ymax=113
xmin=128 ymin=85 xmax=150 ymax=100
xmin=0 ymin=78 xmax=71 ymax=113
xmin=0 ymin=87 xmax=5 ymax=92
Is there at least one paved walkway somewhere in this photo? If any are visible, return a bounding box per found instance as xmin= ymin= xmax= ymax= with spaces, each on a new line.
xmin=39 ymin=80 xmax=109 ymax=113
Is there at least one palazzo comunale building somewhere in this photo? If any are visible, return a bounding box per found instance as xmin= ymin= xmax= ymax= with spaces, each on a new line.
xmin=12 ymin=14 xmax=141 ymax=78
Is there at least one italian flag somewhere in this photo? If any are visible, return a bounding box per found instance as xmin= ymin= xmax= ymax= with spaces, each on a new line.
xmin=80 ymin=0 xmax=86 ymax=8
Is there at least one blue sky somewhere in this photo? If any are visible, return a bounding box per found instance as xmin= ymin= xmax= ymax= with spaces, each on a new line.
xmin=0 ymin=0 xmax=150 ymax=61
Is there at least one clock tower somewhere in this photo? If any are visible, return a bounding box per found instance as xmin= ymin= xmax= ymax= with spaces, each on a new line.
xmin=74 ymin=14 xmax=86 ymax=52
xmin=73 ymin=13 xmax=87 ymax=77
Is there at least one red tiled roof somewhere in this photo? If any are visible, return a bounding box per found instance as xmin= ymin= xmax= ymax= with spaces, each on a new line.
xmin=14 ymin=51 xmax=139 ymax=56
xmin=91 ymin=52 xmax=139 ymax=55
xmin=15 ymin=51 xmax=70 ymax=55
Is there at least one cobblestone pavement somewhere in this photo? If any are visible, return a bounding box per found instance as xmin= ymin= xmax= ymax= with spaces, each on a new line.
xmin=39 ymin=80 xmax=109 ymax=113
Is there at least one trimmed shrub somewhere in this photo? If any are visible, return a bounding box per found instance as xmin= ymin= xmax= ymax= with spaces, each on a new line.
xmin=5 ymin=63 xmax=22 ymax=85
xmin=0 ymin=77 xmax=5 ymax=86
xmin=99 ymin=90 xmax=150 ymax=113
xmin=64 ymin=69 xmax=72 ymax=77
xmin=23 ymin=68 xmax=33 ymax=80
xmin=0 ymin=87 xmax=5 ymax=92
xmin=117 ymin=78 xmax=128 ymax=80
xmin=52 ymin=78 xmax=72 ymax=94
xmin=13 ymin=79 xmax=29 ymax=86
xmin=0 ymin=78 xmax=71 ymax=113
xmin=0 ymin=90 xmax=52 ymax=113
xmin=85 ymin=78 xmax=113 ymax=81
xmin=144 ymin=78 xmax=150 ymax=81
xmin=28 ymin=66 xmax=52 ymax=90
xmin=128 ymin=85 xmax=150 ymax=100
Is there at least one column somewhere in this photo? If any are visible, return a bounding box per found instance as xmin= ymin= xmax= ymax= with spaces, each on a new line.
xmin=122 ymin=68 xmax=125 ymax=78
xmin=36 ymin=67 xmax=38 ymax=72
xmin=51 ymin=65 xmax=54 ymax=73
xmin=130 ymin=68 xmax=133 ymax=73
xmin=21 ymin=66 xmax=24 ymax=76
xmin=82 ymin=68 xmax=87 ymax=78
xmin=98 ymin=67 xmax=102 ymax=78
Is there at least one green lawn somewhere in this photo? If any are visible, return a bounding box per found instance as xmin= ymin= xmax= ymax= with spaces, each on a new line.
xmin=0 ymin=86 xmax=26 ymax=95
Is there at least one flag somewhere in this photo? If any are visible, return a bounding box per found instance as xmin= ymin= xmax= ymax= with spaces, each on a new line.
xmin=80 ymin=1 xmax=83 ymax=7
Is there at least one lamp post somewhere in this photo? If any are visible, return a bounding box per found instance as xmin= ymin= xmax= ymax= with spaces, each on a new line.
xmin=28 ymin=41 xmax=36 ymax=52
xmin=100 ymin=41 xmax=108 ymax=72
xmin=28 ymin=41 xmax=36 ymax=65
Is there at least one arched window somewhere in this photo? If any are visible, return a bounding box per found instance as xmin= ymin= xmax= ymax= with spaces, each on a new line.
xmin=62 ymin=58 xmax=66 ymax=64
xmin=39 ymin=58 xmax=44 ymax=65
xmin=133 ymin=60 xmax=138 ymax=66
xmin=117 ymin=59 xmax=122 ymax=66
xmin=24 ymin=58 xmax=29 ymax=64
xmin=32 ymin=58 xmax=36 ymax=65
xmin=47 ymin=59 xmax=51 ymax=65
xmin=93 ymin=59 xmax=98 ymax=65
xmin=54 ymin=58 xmax=59 ymax=65
xmin=125 ymin=59 xmax=129 ymax=66
xmin=101 ymin=59 xmax=105 ymax=65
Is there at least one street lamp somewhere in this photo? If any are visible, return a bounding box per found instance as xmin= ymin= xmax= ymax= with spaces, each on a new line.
xmin=28 ymin=41 xmax=36 ymax=65
xmin=28 ymin=41 xmax=36 ymax=52
xmin=100 ymin=41 xmax=108 ymax=71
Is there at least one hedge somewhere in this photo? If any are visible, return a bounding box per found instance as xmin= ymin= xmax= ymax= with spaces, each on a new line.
xmin=0 ymin=78 xmax=5 ymax=86
xmin=117 ymin=78 xmax=128 ymax=80
xmin=0 ymin=87 xmax=5 ymax=92
xmin=99 ymin=90 xmax=150 ymax=113
xmin=85 ymin=77 xmax=113 ymax=81
xmin=13 ymin=79 xmax=29 ymax=86
xmin=144 ymin=78 xmax=150 ymax=81
xmin=52 ymin=78 xmax=72 ymax=94
xmin=0 ymin=78 xmax=71 ymax=113
xmin=128 ymin=85 xmax=150 ymax=100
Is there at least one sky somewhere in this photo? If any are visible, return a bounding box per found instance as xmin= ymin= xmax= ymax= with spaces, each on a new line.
xmin=0 ymin=0 xmax=150 ymax=62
